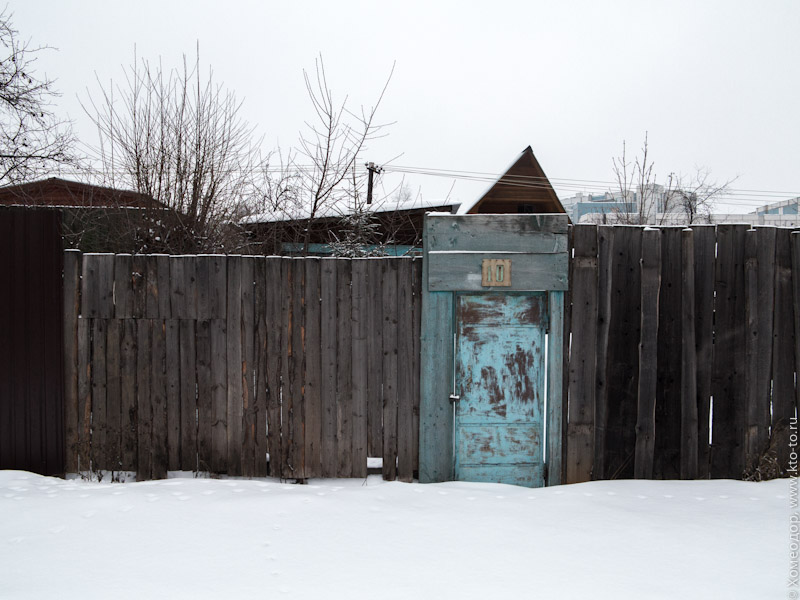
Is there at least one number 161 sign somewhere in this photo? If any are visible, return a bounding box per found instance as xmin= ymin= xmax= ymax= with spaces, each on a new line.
xmin=481 ymin=259 xmax=512 ymax=287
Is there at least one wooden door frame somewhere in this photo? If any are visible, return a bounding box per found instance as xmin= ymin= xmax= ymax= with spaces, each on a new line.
xmin=418 ymin=214 xmax=567 ymax=485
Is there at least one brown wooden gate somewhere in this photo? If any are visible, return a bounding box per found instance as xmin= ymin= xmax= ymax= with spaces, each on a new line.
xmin=0 ymin=208 xmax=64 ymax=475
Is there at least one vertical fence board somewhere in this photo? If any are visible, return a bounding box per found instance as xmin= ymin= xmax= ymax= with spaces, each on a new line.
xmin=253 ymin=258 xmax=269 ymax=476
xmin=336 ymin=260 xmax=353 ymax=478
xmin=120 ymin=319 xmax=138 ymax=471
xmin=82 ymin=254 xmax=115 ymax=319
xmin=319 ymin=259 xmax=338 ymax=478
xmin=754 ymin=228 xmax=776 ymax=460
xmin=351 ymin=259 xmax=369 ymax=479
xmin=291 ymin=259 xmax=306 ymax=479
xmin=711 ymin=224 xmax=747 ymax=478
xmin=692 ymin=225 xmax=715 ymax=478
xmin=635 ymin=228 xmax=660 ymax=479
xmin=164 ymin=320 xmax=180 ymax=471
xmin=151 ymin=319 xmax=168 ymax=479
xmin=90 ymin=319 xmax=107 ymax=470
xmin=136 ymin=319 xmax=152 ymax=479
xmin=604 ymin=226 xmax=642 ymax=480
xmin=304 ymin=258 xmax=322 ymax=478
xmin=264 ymin=258 xmax=282 ymax=477
xmin=366 ymin=259 xmax=384 ymax=460
xmin=131 ymin=255 xmax=147 ymax=318
xmin=77 ymin=318 xmax=91 ymax=471
xmin=105 ymin=319 xmax=121 ymax=472
xmin=63 ymin=250 xmax=81 ymax=473
xmin=412 ymin=258 xmax=423 ymax=476
xmin=195 ymin=319 xmax=212 ymax=471
xmin=179 ymin=320 xmax=197 ymax=472
xmin=226 ymin=256 xmax=244 ymax=476
xmin=210 ymin=318 xmax=228 ymax=473
xmin=241 ymin=257 xmax=257 ymax=477
xmin=774 ymin=229 xmax=796 ymax=442
xmin=381 ymin=259 xmax=399 ymax=481
xmin=744 ymin=230 xmax=760 ymax=472
xmin=396 ymin=259 xmax=415 ymax=482
xmin=654 ymin=228 xmax=682 ymax=479
xmin=593 ymin=225 xmax=612 ymax=480
xmin=566 ymin=225 xmax=597 ymax=483
xmin=113 ymin=254 xmax=133 ymax=319
xmin=680 ymin=229 xmax=698 ymax=479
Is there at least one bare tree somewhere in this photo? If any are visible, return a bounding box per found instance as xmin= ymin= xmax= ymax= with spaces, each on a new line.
xmin=84 ymin=48 xmax=265 ymax=253
xmin=667 ymin=167 xmax=735 ymax=224
xmin=0 ymin=8 xmax=75 ymax=184
xmin=291 ymin=55 xmax=394 ymax=254
xmin=610 ymin=134 xmax=731 ymax=225
xmin=611 ymin=133 xmax=662 ymax=224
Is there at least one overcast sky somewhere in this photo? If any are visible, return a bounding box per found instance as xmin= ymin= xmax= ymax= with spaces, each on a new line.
xmin=10 ymin=0 xmax=800 ymax=213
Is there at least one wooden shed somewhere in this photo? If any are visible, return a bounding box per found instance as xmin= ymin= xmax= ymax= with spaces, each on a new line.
xmin=462 ymin=146 xmax=567 ymax=216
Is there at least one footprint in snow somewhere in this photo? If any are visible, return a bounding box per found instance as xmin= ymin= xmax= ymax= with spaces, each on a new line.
xmin=83 ymin=510 xmax=96 ymax=518
xmin=178 ymin=496 xmax=191 ymax=501
xmin=8 ymin=537 xmax=24 ymax=544
xmin=49 ymin=526 xmax=65 ymax=534
xmin=119 ymin=505 xmax=134 ymax=513
xmin=202 ymin=490 xmax=215 ymax=496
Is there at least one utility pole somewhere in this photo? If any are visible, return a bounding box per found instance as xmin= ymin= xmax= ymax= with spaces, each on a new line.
xmin=365 ymin=162 xmax=383 ymax=205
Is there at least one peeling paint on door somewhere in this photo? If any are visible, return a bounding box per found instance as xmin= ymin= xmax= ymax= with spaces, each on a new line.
xmin=455 ymin=293 xmax=547 ymax=487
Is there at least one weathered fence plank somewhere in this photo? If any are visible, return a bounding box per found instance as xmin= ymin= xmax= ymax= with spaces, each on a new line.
xmin=264 ymin=257 xmax=283 ymax=477
xmin=91 ymin=319 xmax=108 ymax=470
xmin=605 ymin=226 xmax=642 ymax=480
xmin=774 ymin=229 xmax=797 ymax=444
xmin=304 ymin=258 xmax=322 ymax=478
xmin=105 ymin=319 xmax=121 ymax=471
xmin=566 ymin=225 xmax=597 ymax=483
xmin=680 ymin=228 xmax=698 ymax=479
xmin=210 ymin=318 xmax=227 ymax=473
xmin=195 ymin=319 xmax=212 ymax=472
xmin=351 ymin=259 xmax=369 ymax=479
xmin=136 ymin=319 xmax=152 ymax=479
xmin=63 ymin=250 xmax=81 ymax=473
xmin=692 ymin=225 xmax=715 ymax=478
xmin=253 ymin=258 xmax=269 ymax=477
xmin=381 ymin=259 xmax=399 ymax=481
xmin=711 ymin=224 xmax=747 ymax=479
xmin=336 ymin=259 xmax=354 ymax=478
xmin=165 ymin=319 xmax=181 ymax=471
xmin=319 ymin=259 xmax=338 ymax=478
xmin=151 ymin=319 xmax=168 ymax=479
xmin=226 ymin=256 xmax=244 ymax=476
xmin=366 ymin=259 xmax=384 ymax=460
xmin=397 ymin=259 xmax=415 ymax=482
xmin=654 ymin=227 xmax=682 ymax=480
xmin=754 ymin=228 xmax=776 ymax=459
xmin=635 ymin=228 xmax=660 ymax=479
xmin=593 ymin=225 xmax=612 ymax=480
xmin=289 ymin=258 xmax=306 ymax=479
xmin=744 ymin=229 xmax=760 ymax=473
xmin=241 ymin=256 xmax=257 ymax=478
xmin=179 ymin=319 xmax=197 ymax=471
xmin=120 ymin=319 xmax=137 ymax=471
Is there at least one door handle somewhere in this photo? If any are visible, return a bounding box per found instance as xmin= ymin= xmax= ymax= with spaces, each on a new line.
xmin=449 ymin=394 xmax=460 ymax=404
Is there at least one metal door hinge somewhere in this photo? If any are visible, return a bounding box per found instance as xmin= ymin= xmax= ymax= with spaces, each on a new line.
xmin=449 ymin=394 xmax=460 ymax=404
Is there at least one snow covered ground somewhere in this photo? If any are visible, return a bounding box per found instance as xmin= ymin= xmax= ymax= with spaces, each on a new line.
xmin=0 ymin=470 xmax=790 ymax=599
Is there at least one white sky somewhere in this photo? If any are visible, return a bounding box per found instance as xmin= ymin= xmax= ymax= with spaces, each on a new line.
xmin=10 ymin=0 xmax=800 ymax=213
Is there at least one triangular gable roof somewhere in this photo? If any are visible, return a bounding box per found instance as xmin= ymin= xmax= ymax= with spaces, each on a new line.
xmin=461 ymin=146 xmax=566 ymax=215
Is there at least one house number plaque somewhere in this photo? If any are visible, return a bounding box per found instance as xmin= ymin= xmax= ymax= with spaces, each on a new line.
xmin=481 ymin=259 xmax=512 ymax=287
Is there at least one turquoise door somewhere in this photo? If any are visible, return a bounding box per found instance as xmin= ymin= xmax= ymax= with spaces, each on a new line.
xmin=455 ymin=293 xmax=547 ymax=487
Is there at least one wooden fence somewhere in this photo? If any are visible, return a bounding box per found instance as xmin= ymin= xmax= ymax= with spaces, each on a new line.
xmin=62 ymin=224 xmax=799 ymax=484
xmin=64 ymin=252 xmax=421 ymax=481
xmin=564 ymin=224 xmax=799 ymax=483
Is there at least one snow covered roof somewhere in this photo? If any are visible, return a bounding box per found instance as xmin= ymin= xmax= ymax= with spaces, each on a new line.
xmin=241 ymin=196 xmax=460 ymax=224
